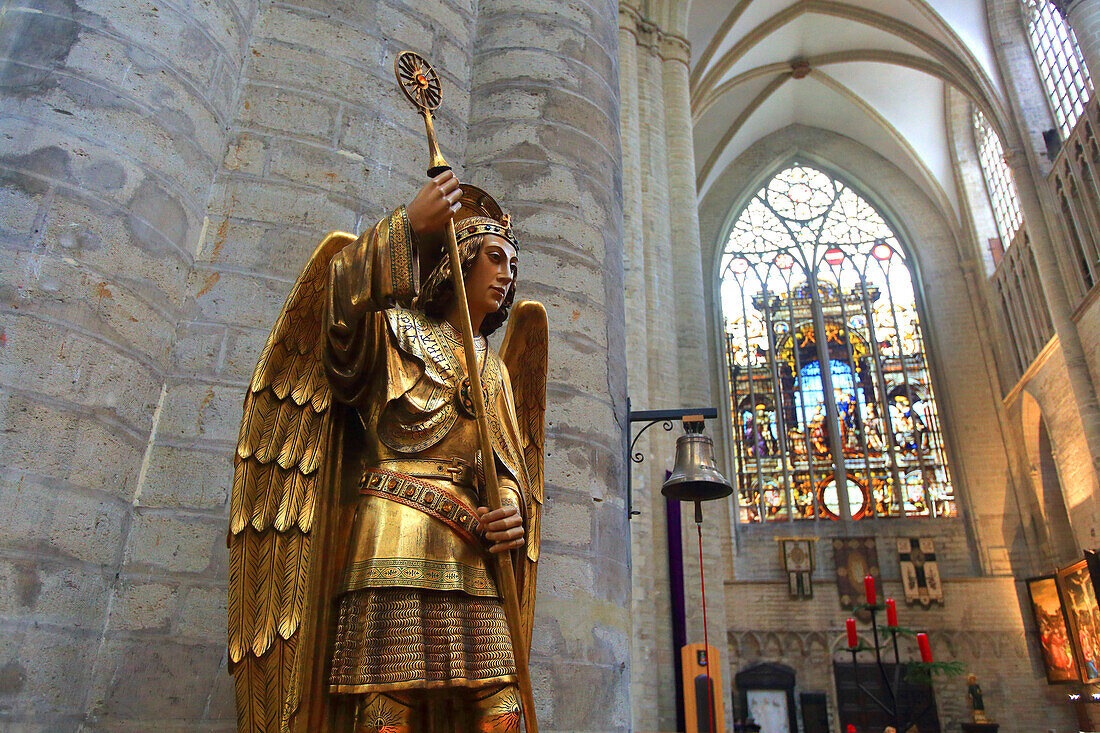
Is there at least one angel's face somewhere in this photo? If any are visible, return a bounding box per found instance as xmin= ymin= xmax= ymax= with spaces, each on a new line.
xmin=466 ymin=234 xmax=517 ymax=318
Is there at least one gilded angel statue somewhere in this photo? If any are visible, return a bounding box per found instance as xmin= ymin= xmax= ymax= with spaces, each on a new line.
xmin=227 ymin=170 xmax=547 ymax=732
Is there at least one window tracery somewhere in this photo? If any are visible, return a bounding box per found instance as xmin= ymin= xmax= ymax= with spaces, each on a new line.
xmin=720 ymin=165 xmax=955 ymax=523
xmin=1022 ymin=0 xmax=1093 ymax=139
xmin=972 ymin=109 xmax=1025 ymax=246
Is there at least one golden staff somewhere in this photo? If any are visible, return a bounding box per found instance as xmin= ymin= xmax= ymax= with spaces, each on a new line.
xmin=394 ymin=50 xmax=540 ymax=732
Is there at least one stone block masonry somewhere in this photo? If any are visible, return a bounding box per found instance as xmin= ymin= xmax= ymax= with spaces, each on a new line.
xmin=1 ymin=0 xmax=260 ymax=727
xmin=0 ymin=0 xmax=630 ymax=729
xmin=466 ymin=0 xmax=630 ymax=728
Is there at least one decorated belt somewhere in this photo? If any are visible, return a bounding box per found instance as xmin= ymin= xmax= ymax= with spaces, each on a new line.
xmin=376 ymin=457 xmax=477 ymax=488
xmin=359 ymin=468 xmax=483 ymax=549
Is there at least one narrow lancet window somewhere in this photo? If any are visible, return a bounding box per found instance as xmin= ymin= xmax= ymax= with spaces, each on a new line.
xmin=1022 ymin=0 xmax=1093 ymax=139
xmin=973 ymin=109 xmax=1025 ymax=246
xmin=720 ymin=165 xmax=955 ymax=523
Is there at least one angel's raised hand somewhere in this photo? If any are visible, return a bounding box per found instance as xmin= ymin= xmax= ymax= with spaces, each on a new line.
xmin=407 ymin=170 xmax=462 ymax=238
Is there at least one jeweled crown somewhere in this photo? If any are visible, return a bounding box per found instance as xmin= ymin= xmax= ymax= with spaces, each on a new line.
xmin=455 ymin=216 xmax=518 ymax=247
xmin=452 ymin=184 xmax=518 ymax=249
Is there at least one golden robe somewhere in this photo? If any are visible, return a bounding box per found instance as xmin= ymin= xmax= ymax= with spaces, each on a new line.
xmin=322 ymin=206 xmax=531 ymax=695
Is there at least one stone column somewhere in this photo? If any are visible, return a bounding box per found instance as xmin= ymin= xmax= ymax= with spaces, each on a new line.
xmin=1057 ymin=0 xmax=1100 ymax=81
xmin=636 ymin=14 xmax=687 ymax=732
xmin=0 ymin=0 xmax=258 ymax=725
xmin=661 ymin=34 xmax=710 ymax=405
xmin=661 ymin=29 xmax=735 ymax=728
xmin=618 ymin=8 xmax=662 ymax=731
xmin=465 ymin=0 xmax=630 ymax=729
xmin=1008 ymin=149 xmax=1100 ymax=543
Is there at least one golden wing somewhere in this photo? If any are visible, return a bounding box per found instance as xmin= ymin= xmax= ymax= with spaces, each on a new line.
xmin=499 ymin=300 xmax=547 ymax=655
xmin=228 ymin=231 xmax=355 ymax=733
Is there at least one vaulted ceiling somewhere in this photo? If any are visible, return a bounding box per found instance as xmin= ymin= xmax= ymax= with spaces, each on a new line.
xmin=689 ymin=0 xmax=1008 ymax=222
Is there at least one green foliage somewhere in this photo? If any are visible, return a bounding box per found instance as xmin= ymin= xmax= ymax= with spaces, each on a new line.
xmin=884 ymin=626 xmax=919 ymax=638
xmin=905 ymin=660 xmax=965 ymax=685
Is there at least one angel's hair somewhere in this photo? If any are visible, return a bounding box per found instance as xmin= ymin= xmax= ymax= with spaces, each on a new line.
xmin=416 ymin=234 xmax=516 ymax=336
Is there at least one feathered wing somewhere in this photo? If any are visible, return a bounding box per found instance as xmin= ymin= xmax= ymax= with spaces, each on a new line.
xmin=499 ymin=301 xmax=548 ymax=657
xmin=228 ymin=231 xmax=355 ymax=733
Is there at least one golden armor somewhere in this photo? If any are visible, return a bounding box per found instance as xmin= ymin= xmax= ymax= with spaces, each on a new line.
xmin=227 ymin=187 xmax=546 ymax=732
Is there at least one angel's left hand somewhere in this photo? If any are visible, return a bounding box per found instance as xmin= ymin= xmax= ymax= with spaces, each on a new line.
xmin=476 ymin=505 xmax=525 ymax=553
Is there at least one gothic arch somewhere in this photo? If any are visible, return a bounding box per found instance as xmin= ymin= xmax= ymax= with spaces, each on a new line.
xmin=690 ymin=1 xmax=1005 ymax=125
xmin=712 ymin=161 xmax=963 ymax=519
xmin=688 ymin=0 xmax=1023 ymax=214
xmin=1018 ymin=384 xmax=1087 ymax=560
xmin=945 ymin=85 xmax=1006 ymax=277
xmin=700 ymin=125 xmax=1023 ymax=568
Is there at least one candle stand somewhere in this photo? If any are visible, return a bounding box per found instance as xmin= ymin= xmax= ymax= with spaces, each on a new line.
xmin=841 ymin=599 xmax=962 ymax=732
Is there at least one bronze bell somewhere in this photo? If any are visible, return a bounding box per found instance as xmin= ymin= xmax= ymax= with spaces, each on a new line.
xmin=662 ymin=419 xmax=733 ymax=506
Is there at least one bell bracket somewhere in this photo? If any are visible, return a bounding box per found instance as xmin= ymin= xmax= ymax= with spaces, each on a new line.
xmin=625 ymin=399 xmax=719 ymax=519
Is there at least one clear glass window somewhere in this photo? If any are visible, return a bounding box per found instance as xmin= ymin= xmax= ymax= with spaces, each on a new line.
xmin=973 ymin=109 xmax=1025 ymax=245
xmin=1023 ymin=0 xmax=1093 ymax=138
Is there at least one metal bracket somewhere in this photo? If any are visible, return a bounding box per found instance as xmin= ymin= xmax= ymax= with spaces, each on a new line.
xmin=625 ymin=398 xmax=718 ymax=519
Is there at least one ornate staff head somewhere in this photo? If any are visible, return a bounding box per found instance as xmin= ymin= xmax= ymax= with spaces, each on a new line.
xmin=395 ymin=51 xmax=449 ymax=176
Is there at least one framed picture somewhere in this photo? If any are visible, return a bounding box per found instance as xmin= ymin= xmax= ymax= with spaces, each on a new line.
xmin=1057 ymin=560 xmax=1100 ymax=684
xmin=1025 ymin=575 xmax=1079 ymax=684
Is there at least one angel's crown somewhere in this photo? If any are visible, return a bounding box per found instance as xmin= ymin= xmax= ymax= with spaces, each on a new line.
xmin=455 ymin=216 xmax=518 ymax=248
xmin=452 ymin=184 xmax=518 ymax=249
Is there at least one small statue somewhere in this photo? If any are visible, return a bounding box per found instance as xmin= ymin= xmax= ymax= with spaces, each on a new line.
xmin=227 ymin=172 xmax=547 ymax=732
xmin=967 ymin=673 xmax=988 ymax=723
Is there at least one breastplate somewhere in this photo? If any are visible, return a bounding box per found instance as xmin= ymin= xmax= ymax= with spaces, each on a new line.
xmin=367 ymin=307 xmax=526 ymax=493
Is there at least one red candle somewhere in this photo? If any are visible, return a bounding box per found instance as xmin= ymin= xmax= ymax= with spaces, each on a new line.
xmin=846 ymin=617 xmax=858 ymax=648
xmin=864 ymin=574 xmax=876 ymax=605
xmin=886 ymin=598 xmax=898 ymax=627
xmin=917 ymin=632 xmax=933 ymax=662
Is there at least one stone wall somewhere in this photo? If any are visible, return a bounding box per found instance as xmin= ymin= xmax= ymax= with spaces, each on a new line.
xmin=0 ymin=0 xmax=629 ymax=729
xmin=464 ymin=0 xmax=630 ymax=729
xmin=1016 ymin=341 xmax=1100 ymax=556
xmin=618 ymin=3 xmax=732 ymax=730
xmin=726 ymin=518 xmax=1075 ymax=732
xmin=0 ymin=0 xmax=259 ymax=727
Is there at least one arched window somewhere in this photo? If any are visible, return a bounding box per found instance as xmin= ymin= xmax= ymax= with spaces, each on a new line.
xmin=972 ymin=109 xmax=1025 ymax=245
xmin=1022 ymin=0 xmax=1093 ymax=139
xmin=720 ymin=165 xmax=955 ymax=523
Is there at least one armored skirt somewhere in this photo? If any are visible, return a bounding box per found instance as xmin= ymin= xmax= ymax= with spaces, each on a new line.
xmin=327 ymin=460 xmax=519 ymax=694
xmin=330 ymin=588 xmax=515 ymax=692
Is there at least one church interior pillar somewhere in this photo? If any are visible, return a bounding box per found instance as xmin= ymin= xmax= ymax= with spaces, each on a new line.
xmin=464 ymin=0 xmax=631 ymax=727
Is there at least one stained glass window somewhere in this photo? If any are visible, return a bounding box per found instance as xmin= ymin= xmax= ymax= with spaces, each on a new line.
xmin=973 ymin=109 xmax=1025 ymax=245
xmin=720 ymin=165 xmax=956 ymax=523
xmin=1022 ymin=0 xmax=1092 ymax=139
